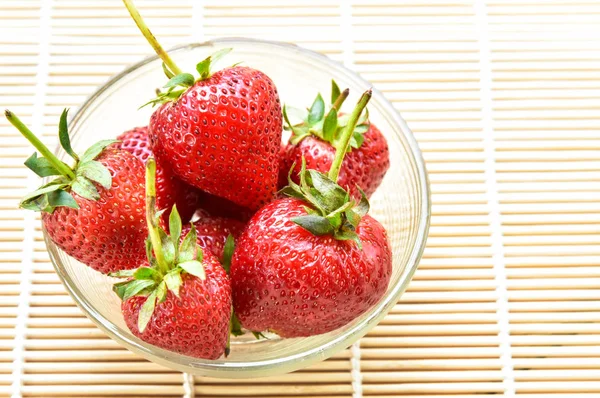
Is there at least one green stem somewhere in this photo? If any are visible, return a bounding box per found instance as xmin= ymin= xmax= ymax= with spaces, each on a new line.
xmin=328 ymin=89 xmax=372 ymax=182
xmin=332 ymin=88 xmax=349 ymax=111
xmin=5 ymin=110 xmax=76 ymax=180
xmin=145 ymin=158 xmax=169 ymax=274
xmin=122 ymin=0 xmax=183 ymax=76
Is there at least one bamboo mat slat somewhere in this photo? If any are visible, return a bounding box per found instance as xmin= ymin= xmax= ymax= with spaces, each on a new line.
xmin=1 ymin=0 xmax=600 ymax=397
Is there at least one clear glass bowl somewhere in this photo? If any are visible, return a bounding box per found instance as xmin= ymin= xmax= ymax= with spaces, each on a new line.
xmin=46 ymin=38 xmax=431 ymax=378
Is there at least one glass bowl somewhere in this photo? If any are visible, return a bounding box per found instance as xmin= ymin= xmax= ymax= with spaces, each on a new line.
xmin=46 ymin=38 xmax=430 ymax=378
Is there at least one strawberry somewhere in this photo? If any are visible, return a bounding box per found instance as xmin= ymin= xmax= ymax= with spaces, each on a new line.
xmin=279 ymin=81 xmax=389 ymax=199
xmin=231 ymin=197 xmax=391 ymax=337
xmin=113 ymin=158 xmax=231 ymax=359
xmin=182 ymin=209 xmax=245 ymax=260
xmin=231 ymin=91 xmax=392 ymax=337
xmin=123 ymin=1 xmax=282 ymax=210
xmin=7 ymin=109 xmax=147 ymax=274
xmin=116 ymin=126 xmax=202 ymax=223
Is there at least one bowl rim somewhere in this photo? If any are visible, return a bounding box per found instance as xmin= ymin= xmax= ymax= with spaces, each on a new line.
xmin=51 ymin=37 xmax=431 ymax=377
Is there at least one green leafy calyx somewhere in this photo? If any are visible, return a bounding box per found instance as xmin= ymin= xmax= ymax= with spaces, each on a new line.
xmin=283 ymin=79 xmax=370 ymax=151
xmin=281 ymin=159 xmax=370 ymax=248
xmin=111 ymin=159 xmax=207 ymax=333
xmin=6 ymin=108 xmax=117 ymax=213
xmin=143 ymin=48 xmax=233 ymax=108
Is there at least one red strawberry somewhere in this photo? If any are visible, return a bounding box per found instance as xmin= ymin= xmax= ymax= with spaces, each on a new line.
xmin=117 ymin=126 xmax=202 ymax=223
xmin=122 ymin=1 xmax=282 ymax=210
xmin=114 ymin=158 xmax=231 ymax=359
xmin=231 ymin=197 xmax=391 ymax=337
xmin=182 ymin=209 xmax=245 ymax=260
xmin=122 ymin=261 xmax=230 ymax=359
xmin=149 ymin=65 xmax=282 ymax=211
xmin=231 ymin=90 xmax=392 ymax=337
xmin=279 ymin=82 xmax=389 ymax=199
xmin=7 ymin=109 xmax=147 ymax=274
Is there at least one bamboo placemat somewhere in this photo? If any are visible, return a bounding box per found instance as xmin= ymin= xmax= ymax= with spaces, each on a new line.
xmin=2 ymin=0 xmax=600 ymax=396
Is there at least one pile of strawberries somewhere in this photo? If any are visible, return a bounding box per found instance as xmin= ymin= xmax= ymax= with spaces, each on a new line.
xmin=8 ymin=0 xmax=392 ymax=360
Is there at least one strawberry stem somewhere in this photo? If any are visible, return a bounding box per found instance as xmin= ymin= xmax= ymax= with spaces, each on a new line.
xmin=332 ymin=88 xmax=349 ymax=111
xmin=145 ymin=158 xmax=169 ymax=274
xmin=5 ymin=109 xmax=76 ymax=180
xmin=328 ymin=89 xmax=372 ymax=182
xmin=122 ymin=0 xmax=183 ymax=76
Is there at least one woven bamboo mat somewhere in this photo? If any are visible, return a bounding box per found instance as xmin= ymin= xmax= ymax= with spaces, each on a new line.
xmin=2 ymin=0 xmax=600 ymax=396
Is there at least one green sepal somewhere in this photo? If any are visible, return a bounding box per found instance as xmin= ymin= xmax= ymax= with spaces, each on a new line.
xmin=58 ymin=109 xmax=78 ymax=161
xmin=179 ymin=260 xmax=206 ymax=280
xmin=307 ymin=93 xmax=325 ymax=126
xmin=158 ymin=227 xmax=175 ymax=265
xmin=284 ymin=85 xmax=370 ymax=151
xmin=154 ymin=208 xmax=167 ymax=223
xmin=353 ymin=124 xmax=369 ymax=134
xmin=178 ymin=224 xmax=197 ymax=262
xmin=80 ymin=139 xmax=118 ymax=163
xmin=307 ymin=170 xmax=347 ymax=213
xmin=140 ymin=88 xmax=188 ymax=109
xmin=71 ymin=175 xmax=100 ymax=201
xmin=322 ymin=108 xmax=338 ymax=142
xmin=164 ymin=268 xmax=183 ymax=297
xmin=113 ymin=278 xmax=156 ymax=302
xmin=164 ymin=73 xmax=194 ymax=89
xmin=292 ymin=215 xmax=334 ymax=236
xmin=345 ymin=208 xmax=361 ymax=229
xmin=331 ymin=79 xmax=341 ymax=104
xmin=169 ymin=205 xmax=182 ymax=253
xmin=334 ymin=229 xmax=363 ymax=250
xmin=78 ymin=160 xmax=112 ymax=189
xmin=138 ymin=289 xmax=158 ymax=333
xmin=20 ymin=180 xmax=68 ymax=206
xmin=155 ymin=281 xmax=167 ymax=304
xmin=289 ymin=129 xmax=311 ymax=145
xmin=279 ymin=185 xmax=304 ymax=200
xmin=20 ymin=188 xmax=78 ymax=213
xmin=281 ymin=156 xmax=370 ymax=248
xmin=196 ymin=48 xmax=232 ymax=80
xmin=24 ymin=152 xmax=62 ymax=177
xmin=354 ymin=188 xmax=370 ymax=217
xmin=134 ymin=267 xmax=158 ymax=281
xmin=112 ymin=281 xmax=129 ymax=300
xmin=325 ymin=200 xmax=354 ymax=230
xmin=109 ymin=269 xmax=136 ymax=278
xmin=221 ymin=234 xmax=235 ymax=273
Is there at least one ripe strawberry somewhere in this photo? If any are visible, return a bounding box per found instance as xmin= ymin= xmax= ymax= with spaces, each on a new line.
xmin=114 ymin=158 xmax=231 ymax=359
xmin=123 ymin=1 xmax=282 ymax=210
xmin=231 ymin=90 xmax=393 ymax=337
xmin=149 ymin=64 xmax=282 ymax=211
xmin=182 ymin=209 xmax=245 ymax=260
xmin=7 ymin=109 xmax=147 ymax=274
xmin=116 ymin=126 xmax=202 ymax=223
xmin=231 ymin=197 xmax=391 ymax=337
xmin=279 ymin=81 xmax=389 ymax=199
